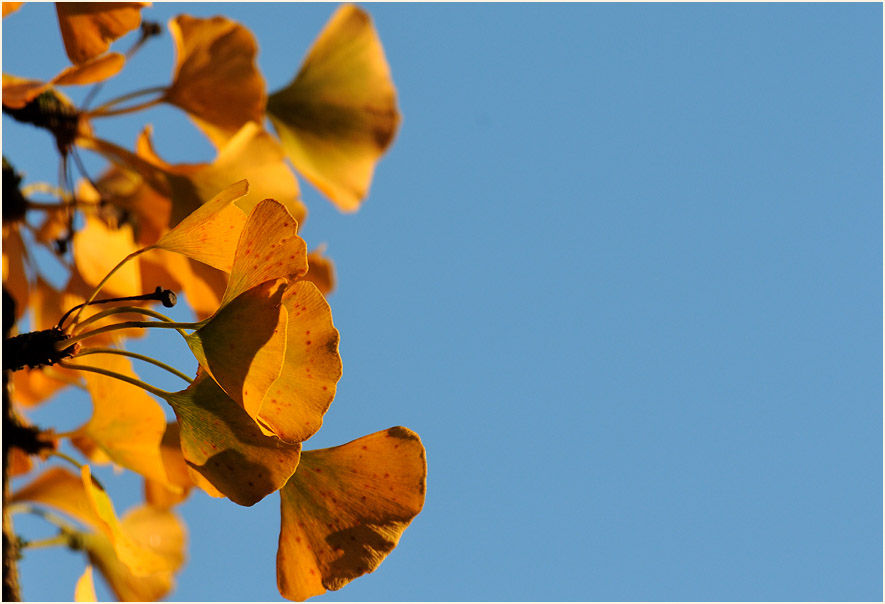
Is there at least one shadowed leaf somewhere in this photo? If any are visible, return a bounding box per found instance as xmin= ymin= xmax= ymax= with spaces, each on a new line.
xmin=186 ymin=278 xmax=288 ymax=419
xmin=277 ymin=427 xmax=426 ymax=601
xmin=164 ymin=372 xmax=302 ymax=506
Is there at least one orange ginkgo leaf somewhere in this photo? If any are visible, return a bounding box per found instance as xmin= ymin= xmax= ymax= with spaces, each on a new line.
xmin=183 ymin=199 xmax=307 ymax=420
xmin=267 ymin=4 xmax=400 ymax=212
xmin=163 ymin=14 xmax=266 ymax=148
xmin=257 ymin=281 xmax=341 ymax=444
xmin=150 ymin=179 xmax=248 ymax=273
xmin=2 ymin=53 xmax=125 ymax=109
xmin=162 ymin=371 xmax=302 ymax=506
xmin=11 ymin=467 xmax=95 ymax=523
xmin=80 ymin=505 xmax=186 ymax=602
xmin=2 ymin=3 xmax=23 ymax=18
xmin=74 ymin=565 xmax=98 ymax=602
xmin=56 ymin=2 xmax=148 ymax=65
xmin=144 ymin=422 xmax=193 ymax=509
xmin=277 ymin=427 xmax=427 ymax=601
xmin=68 ymin=353 xmax=168 ymax=484
xmin=72 ymin=213 xmax=142 ymax=298
xmin=184 ymin=278 xmax=288 ymax=421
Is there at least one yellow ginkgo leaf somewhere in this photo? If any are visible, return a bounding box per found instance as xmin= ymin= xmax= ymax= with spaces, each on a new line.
xmin=277 ymin=427 xmax=427 ymax=601
xmin=72 ymin=214 xmax=142 ymax=298
xmin=163 ymin=372 xmax=302 ymax=507
xmin=164 ymin=14 xmax=266 ymax=148
xmin=267 ymin=4 xmax=400 ymax=211
xmin=144 ymin=423 xmax=193 ymax=509
xmin=81 ymin=505 xmax=186 ymax=602
xmin=69 ymin=353 xmax=168 ymax=484
xmin=222 ymin=198 xmax=307 ymax=306
xmin=151 ymin=179 xmax=248 ymax=273
xmin=81 ymin=465 xmax=173 ymax=577
xmin=55 ymin=2 xmax=148 ymax=65
xmin=2 ymin=3 xmax=23 ymax=18
xmin=74 ymin=565 xmax=98 ymax=602
xmin=11 ymin=467 xmax=96 ymax=528
xmin=185 ymin=278 xmax=288 ymax=419
xmin=258 ymin=281 xmax=341 ymax=443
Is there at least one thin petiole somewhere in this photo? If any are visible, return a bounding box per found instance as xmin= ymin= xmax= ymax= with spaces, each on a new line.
xmin=67 ymin=249 xmax=148 ymax=331
xmin=68 ymin=305 xmax=179 ymax=335
xmin=59 ymin=360 xmax=172 ymax=400
xmin=85 ymin=86 xmax=166 ymax=116
xmin=77 ymin=347 xmax=194 ymax=384
xmin=60 ymin=320 xmax=198 ymax=352
xmin=20 ymin=534 xmax=73 ymax=550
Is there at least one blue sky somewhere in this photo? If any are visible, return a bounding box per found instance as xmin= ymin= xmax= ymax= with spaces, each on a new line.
xmin=3 ymin=2 xmax=882 ymax=601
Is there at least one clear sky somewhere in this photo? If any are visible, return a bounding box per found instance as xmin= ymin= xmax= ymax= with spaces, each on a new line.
xmin=3 ymin=2 xmax=882 ymax=602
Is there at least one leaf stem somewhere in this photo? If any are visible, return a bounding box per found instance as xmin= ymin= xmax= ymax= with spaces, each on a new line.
xmin=20 ymin=534 xmax=71 ymax=550
xmin=60 ymin=320 xmax=198 ymax=352
xmin=58 ymin=360 xmax=172 ymax=400
xmin=69 ymin=305 xmax=179 ymax=335
xmin=85 ymin=86 xmax=166 ymax=116
xmin=77 ymin=347 xmax=193 ymax=384
xmin=88 ymin=96 xmax=164 ymax=118
xmin=66 ymin=249 xmax=149 ymax=331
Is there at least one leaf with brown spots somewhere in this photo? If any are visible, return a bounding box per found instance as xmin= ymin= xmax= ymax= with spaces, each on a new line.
xmin=258 ymin=281 xmax=341 ymax=443
xmin=267 ymin=4 xmax=400 ymax=212
xmin=163 ymin=372 xmax=302 ymax=506
xmin=276 ymin=427 xmax=426 ymax=601
xmin=185 ymin=278 xmax=288 ymax=420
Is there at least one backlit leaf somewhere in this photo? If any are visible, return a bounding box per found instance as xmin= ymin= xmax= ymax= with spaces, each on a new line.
xmin=258 ymin=281 xmax=341 ymax=443
xmin=70 ymin=353 xmax=168 ymax=484
xmin=164 ymin=14 xmax=265 ymax=148
xmin=267 ymin=4 xmax=400 ymax=211
xmin=55 ymin=2 xmax=148 ymax=65
xmin=277 ymin=427 xmax=427 ymax=601
xmin=144 ymin=422 xmax=194 ymax=509
xmin=303 ymin=246 xmax=336 ymax=296
xmin=74 ymin=565 xmax=97 ymax=602
xmin=72 ymin=214 xmax=142 ymax=297
xmin=163 ymin=372 xmax=302 ymax=506
xmin=2 ymin=3 xmax=23 ymax=18
xmin=152 ymin=179 xmax=248 ymax=273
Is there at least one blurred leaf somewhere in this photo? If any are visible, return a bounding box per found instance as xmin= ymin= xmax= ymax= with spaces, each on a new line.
xmin=74 ymin=565 xmax=97 ymax=602
xmin=55 ymin=2 xmax=148 ymax=65
xmin=164 ymin=14 xmax=265 ymax=148
xmin=267 ymin=4 xmax=399 ymax=211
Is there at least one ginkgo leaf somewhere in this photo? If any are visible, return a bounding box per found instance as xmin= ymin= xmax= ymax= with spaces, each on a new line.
xmin=72 ymin=214 xmax=142 ymax=297
xmin=81 ymin=465 xmax=173 ymax=577
xmin=163 ymin=372 xmax=302 ymax=507
xmin=2 ymin=53 xmax=125 ymax=108
xmin=11 ymin=467 xmax=96 ymax=527
xmin=74 ymin=565 xmax=98 ymax=602
xmin=258 ymin=281 xmax=341 ymax=443
xmin=277 ymin=427 xmax=427 ymax=601
xmin=69 ymin=353 xmax=168 ymax=484
xmin=55 ymin=2 xmax=148 ymax=65
xmin=185 ymin=278 xmax=288 ymax=419
xmin=164 ymin=14 xmax=266 ymax=148
xmin=144 ymin=423 xmax=193 ymax=509
xmin=267 ymin=4 xmax=400 ymax=211
xmin=222 ymin=198 xmax=308 ymax=306
xmin=81 ymin=505 xmax=186 ymax=602
xmin=151 ymin=179 xmax=248 ymax=273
